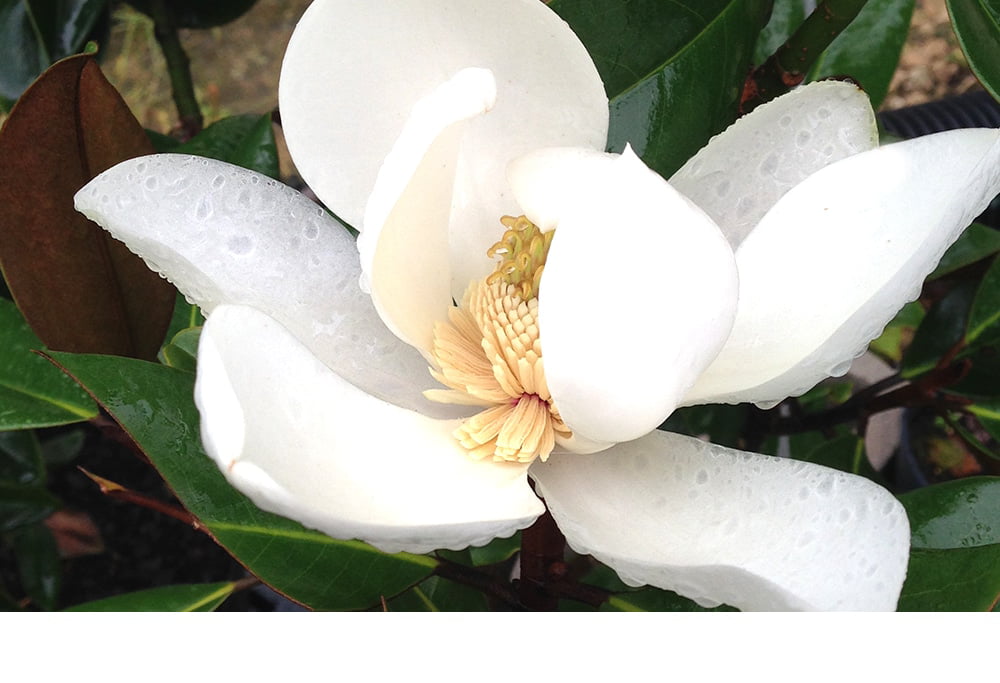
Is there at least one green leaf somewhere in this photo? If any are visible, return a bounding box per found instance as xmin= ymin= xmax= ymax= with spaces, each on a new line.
xmin=10 ymin=522 xmax=61 ymax=611
xmin=800 ymin=434 xmax=883 ymax=483
xmin=900 ymin=477 xmax=1000 ymax=549
xmin=0 ymin=430 xmax=44 ymax=485
xmin=551 ymin=0 xmax=771 ymax=177
xmin=163 ymin=290 xmax=205 ymax=345
xmin=38 ymin=429 xmax=86 ymax=468
xmin=64 ymin=581 xmax=237 ymax=612
xmin=930 ymin=223 xmax=1000 ymax=280
xmin=752 ymin=0 xmax=806 ymax=65
xmin=468 ymin=533 xmax=520 ymax=566
xmin=966 ymin=255 xmax=1000 ymax=346
xmin=869 ymin=300 xmax=924 ymax=364
xmin=125 ymin=0 xmax=257 ymax=29
xmin=388 ymin=576 xmax=489 ymax=612
xmin=949 ymin=342 xmax=1000 ymax=401
xmin=159 ymin=327 xmax=201 ymax=373
xmin=0 ymin=55 xmax=176 ymax=359
xmin=947 ymin=0 xmax=1000 ymax=102
xmin=0 ymin=0 xmax=110 ymax=106
xmin=901 ymin=281 xmax=975 ymax=379
xmin=806 ymin=0 xmax=915 ymax=109
xmin=175 ymin=114 xmax=279 ymax=179
xmin=603 ymin=589 xmax=736 ymax=612
xmin=573 ymin=563 xmax=732 ymax=611
xmin=661 ymin=403 xmax=749 ymax=449
xmin=0 ymin=299 xmax=97 ymax=430
xmin=47 ymin=352 xmax=436 ymax=610
xmin=898 ymin=544 xmax=1000 ymax=611
xmin=0 ymin=481 xmax=60 ymax=532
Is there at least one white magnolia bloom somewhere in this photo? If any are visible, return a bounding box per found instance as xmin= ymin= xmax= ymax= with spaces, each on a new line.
xmin=75 ymin=0 xmax=1000 ymax=611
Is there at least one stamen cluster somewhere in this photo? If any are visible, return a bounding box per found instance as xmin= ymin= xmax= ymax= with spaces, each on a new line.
xmin=425 ymin=216 xmax=569 ymax=463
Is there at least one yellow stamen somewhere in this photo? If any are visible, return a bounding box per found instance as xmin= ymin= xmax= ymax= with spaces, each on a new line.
xmin=426 ymin=216 xmax=569 ymax=463
xmin=485 ymin=215 xmax=554 ymax=301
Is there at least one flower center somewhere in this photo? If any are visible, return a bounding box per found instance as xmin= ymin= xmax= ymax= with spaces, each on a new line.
xmin=425 ymin=215 xmax=571 ymax=463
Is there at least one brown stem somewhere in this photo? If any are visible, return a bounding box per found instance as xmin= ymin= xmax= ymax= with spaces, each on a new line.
xmin=741 ymin=0 xmax=870 ymax=114
xmin=517 ymin=509 xmax=566 ymax=610
xmin=78 ymin=466 xmax=202 ymax=530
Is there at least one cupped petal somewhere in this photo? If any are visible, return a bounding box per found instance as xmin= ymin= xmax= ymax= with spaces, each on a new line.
xmin=279 ymin=0 xmax=608 ymax=292
xmin=358 ymin=68 xmax=495 ymax=354
xmin=510 ymin=147 xmax=738 ymax=444
xmin=196 ymin=304 xmax=544 ymax=554
xmin=531 ymin=430 xmax=910 ymax=611
xmin=670 ymin=81 xmax=877 ymax=248
xmin=74 ymin=155 xmax=455 ymax=417
xmin=686 ymin=128 xmax=1000 ymax=406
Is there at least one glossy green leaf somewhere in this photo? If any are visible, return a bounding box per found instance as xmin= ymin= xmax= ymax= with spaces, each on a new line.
xmin=468 ymin=533 xmax=520 ymax=566
xmin=47 ymin=352 xmax=436 ymax=610
xmin=0 ymin=0 xmax=110 ymax=107
xmin=0 ymin=481 xmax=60 ymax=532
xmin=572 ymin=564 xmax=732 ymax=611
xmin=175 ymin=114 xmax=280 ymax=179
xmin=898 ymin=544 xmax=1000 ymax=611
xmin=901 ymin=282 xmax=975 ymax=379
xmin=948 ymin=0 xmax=1000 ymax=102
xmin=10 ymin=522 xmax=61 ymax=611
xmin=661 ymin=403 xmax=750 ymax=450
xmin=870 ymin=301 xmax=924 ymax=364
xmin=125 ymin=0 xmax=257 ymax=29
xmin=0 ymin=430 xmax=44 ymax=485
xmin=947 ymin=346 xmax=1000 ymax=400
xmin=603 ymin=589 xmax=736 ymax=612
xmin=0 ymin=299 xmax=97 ymax=430
xmin=147 ymin=128 xmax=182 ymax=153
xmin=800 ymin=435 xmax=883 ymax=483
xmin=930 ymin=223 xmax=1000 ymax=280
xmin=900 ymin=477 xmax=1000 ymax=549
xmin=163 ymin=290 xmax=205 ymax=344
xmin=806 ymin=0 xmax=915 ymax=108
xmin=752 ymin=0 xmax=806 ymax=65
xmin=552 ymin=0 xmax=771 ymax=177
xmin=64 ymin=581 xmax=236 ymax=612
xmin=159 ymin=327 xmax=201 ymax=373
xmin=0 ymin=55 xmax=176 ymax=359
xmin=966 ymin=255 xmax=1000 ymax=346
xmin=388 ymin=576 xmax=489 ymax=612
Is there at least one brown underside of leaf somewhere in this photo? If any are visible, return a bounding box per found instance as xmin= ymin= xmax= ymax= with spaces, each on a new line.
xmin=0 ymin=54 xmax=175 ymax=360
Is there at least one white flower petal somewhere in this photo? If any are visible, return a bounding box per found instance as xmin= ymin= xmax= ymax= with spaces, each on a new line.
xmin=671 ymin=81 xmax=877 ymax=248
xmin=510 ymin=147 xmax=738 ymax=444
xmin=196 ymin=304 xmax=544 ymax=554
xmin=531 ymin=430 xmax=910 ymax=611
xmin=75 ymin=155 xmax=455 ymax=417
xmin=279 ymin=0 xmax=608 ymax=294
xmin=359 ymin=68 xmax=495 ymax=354
xmin=686 ymin=128 xmax=1000 ymax=406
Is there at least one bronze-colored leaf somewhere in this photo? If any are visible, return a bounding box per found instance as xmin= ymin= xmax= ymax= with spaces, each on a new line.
xmin=0 ymin=54 xmax=175 ymax=360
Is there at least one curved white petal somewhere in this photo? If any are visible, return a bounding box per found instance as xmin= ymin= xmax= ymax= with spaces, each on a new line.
xmin=196 ymin=304 xmax=544 ymax=554
xmin=531 ymin=431 xmax=909 ymax=611
xmin=686 ymin=128 xmax=1000 ymax=406
xmin=511 ymin=147 xmax=738 ymax=444
xmin=671 ymin=81 xmax=878 ymax=248
xmin=359 ymin=68 xmax=495 ymax=354
xmin=279 ymin=0 xmax=609 ymax=294
xmin=75 ymin=155 xmax=456 ymax=417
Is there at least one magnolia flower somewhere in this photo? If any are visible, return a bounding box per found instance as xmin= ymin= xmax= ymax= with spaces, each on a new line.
xmin=75 ymin=0 xmax=1000 ymax=611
